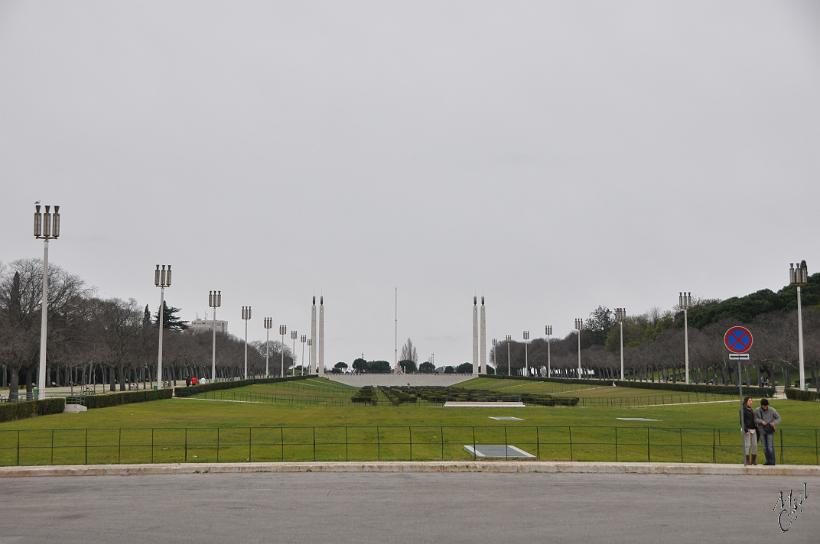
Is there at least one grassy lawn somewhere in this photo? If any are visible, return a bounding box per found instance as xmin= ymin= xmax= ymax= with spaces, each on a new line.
xmin=0 ymin=377 xmax=818 ymax=466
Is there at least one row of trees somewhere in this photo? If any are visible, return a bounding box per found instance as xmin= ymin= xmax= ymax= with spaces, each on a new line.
xmin=0 ymin=259 xmax=295 ymax=399
xmin=491 ymin=280 xmax=820 ymax=389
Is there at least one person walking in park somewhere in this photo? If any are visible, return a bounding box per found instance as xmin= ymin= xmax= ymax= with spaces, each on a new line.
xmin=741 ymin=396 xmax=757 ymax=466
xmin=755 ymin=398 xmax=781 ymax=466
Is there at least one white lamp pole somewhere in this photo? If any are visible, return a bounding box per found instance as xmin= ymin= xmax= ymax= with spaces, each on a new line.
xmin=263 ymin=317 xmax=273 ymax=377
xmin=154 ymin=265 xmax=172 ymax=389
xmin=615 ymin=308 xmax=626 ymax=381
xmin=574 ymin=318 xmax=583 ymax=378
xmin=545 ymin=325 xmax=552 ymax=378
xmin=492 ymin=339 xmax=497 ymax=374
xmin=300 ymin=335 xmax=307 ymax=376
xmin=241 ymin=306 xmax=252 ymax=379
xmin=290 ymin=330 xmax=298 ymax=376
xmin=679 ymin=292 xmax=692 ymax=384
xmin=33 ymin=204 xmax=61 ymax=397
xmin=505 ymin=334 xmax=512 ymax=376
xmin=307 ymin=338 xmax=313 ymax=374
xmin=523 ymin=331 xmax=530 ymax=377
xmin=279 ymin=324 xmax=287 ymax=378
xmin=790 ymin=261 xmax=809 ymax=390
xmin=209 ymin=290 xmax=222 ymax=381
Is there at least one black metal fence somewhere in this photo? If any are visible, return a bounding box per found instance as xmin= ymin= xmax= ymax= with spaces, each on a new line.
xmin=1 ymin=425 xmax=818 ymax=467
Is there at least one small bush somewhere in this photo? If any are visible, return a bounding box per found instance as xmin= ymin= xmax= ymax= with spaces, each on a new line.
xmin=352 ymin=386 xmax=378 ymax=405
xmin=785 ymin=388 xmax=820 ymax=401
xmin=83 ymin=389 xmax=172 ymax=409
xmin=0 ymin=398 xmax=65 ymax=423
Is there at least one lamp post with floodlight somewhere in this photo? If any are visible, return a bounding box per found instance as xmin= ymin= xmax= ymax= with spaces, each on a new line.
xmin=154 ymin=265 xmax=172 ymax=389
xmin=545 ymin=325 xmax=552 ymax=377
xmin=209 ymin=290 xmax=221 ymax=381
xmin=33 ymin=203 xmax=61 ymax=397
xmin=241 ymin=306 xmax=252 ymax=379
xmin=615 ymin=308 xmax=626 ymax=381
xmin=790 ymin=261 xmax=809 ymax=390
xmin=679 ymin=292 xmax=692 ymax=384
xmin=574 ymin=318 xmax=583 ymax=378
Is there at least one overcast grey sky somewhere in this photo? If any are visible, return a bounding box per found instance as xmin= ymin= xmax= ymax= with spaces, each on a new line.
xmin=1 ymin=1 xmax=819 ymax=367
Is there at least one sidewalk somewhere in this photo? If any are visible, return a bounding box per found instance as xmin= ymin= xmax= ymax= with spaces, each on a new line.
xmin=2 ymin=461 xmax=818 ymax=478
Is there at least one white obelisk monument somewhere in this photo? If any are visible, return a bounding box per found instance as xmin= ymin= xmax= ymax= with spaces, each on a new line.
xmin=472 ymin=296 xmax=479 ymax=375
xmin=310 ymin=297 xmax=317 ymax=374
xmin=318 ymin=296 xmax=325 ymax=376
xmin=480 ymin=296 xmax=487 ymax=375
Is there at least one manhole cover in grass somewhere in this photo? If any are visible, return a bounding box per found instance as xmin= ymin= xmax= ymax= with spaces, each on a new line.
xmin=464 ymin=445 xmax=535 ymax=458
xmin=616 ymin=417 xmax=659 ymax=422
xmin=489 ymin=416 xmax=524 ymax=421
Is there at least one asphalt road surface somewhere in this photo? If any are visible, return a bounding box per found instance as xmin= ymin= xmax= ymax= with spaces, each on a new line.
xmin=0 ymin=472 xmax=818 ymax=543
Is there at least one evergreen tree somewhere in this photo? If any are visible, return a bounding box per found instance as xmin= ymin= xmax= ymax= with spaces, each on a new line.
xmin=153 ymin=300 xmax=188 ymax=331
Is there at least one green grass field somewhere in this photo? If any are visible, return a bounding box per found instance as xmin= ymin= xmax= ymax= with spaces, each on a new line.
xmin=1 ymin=377 xmax=818 ymax=466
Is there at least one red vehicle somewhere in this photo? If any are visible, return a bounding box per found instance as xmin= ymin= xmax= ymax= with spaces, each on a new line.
xmin=191 ymin=376 xmax=199 ymax=386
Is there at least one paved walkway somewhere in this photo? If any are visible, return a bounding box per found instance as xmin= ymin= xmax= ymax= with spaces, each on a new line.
xmin=0 ymin=471 xmax=816 ymax=543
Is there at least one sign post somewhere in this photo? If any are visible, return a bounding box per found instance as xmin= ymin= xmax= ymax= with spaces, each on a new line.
xmin=724 ymin=326 xmax=753 ymax=464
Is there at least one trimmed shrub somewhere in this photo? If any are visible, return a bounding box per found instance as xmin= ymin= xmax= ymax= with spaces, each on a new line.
xmin=83 ymin=389 xmax=172 ymax=409
xmin=785 ymin=388 xmax=820 ymax=401
xmin=379 ymin=387 xmax=418 ymax=405
xmin=352 ymin=386 xmax=378 ymax=405
xmin=173 ymin=375 xmax=314 ymax=398
xmin=480 ymin=374 xmax=775 ymax=398
xmin=0 ymin=398 xmax=65 ymax=423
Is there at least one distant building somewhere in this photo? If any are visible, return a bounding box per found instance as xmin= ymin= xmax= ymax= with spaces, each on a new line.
xmin=189 ymin=318 xmax=228 ymax=335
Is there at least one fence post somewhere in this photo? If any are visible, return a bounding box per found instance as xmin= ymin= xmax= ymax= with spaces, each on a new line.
xmin=440 ymin=426 xmax=444 ymax=460
xmin=615 ymin=427 xmax=618 ymax=462
xmin=50 ymin=429 xmax=54 ymax=465
xmin=472 ymin=427 xmax=477 ymax=461
xmin=345 ymin=426 xmax=349 ymax=462
xmin=568 ymin=426 xmax=573 ymax=461
xmin=712 ymin=429 xmax=716 ymax=464
xmin=185 ymin=428 xmax=189 ymax=462
xmin=217 ymin=428 xmax=221 ymax=462
xmin=312 ymin=427 xmax=316 ymax=462
xmin=646 ymin=427 xmax=650 ymax=462
xmin=536 ymin=427 xmax=540 ymax=461
xmin=151 ymin=428 xmax=154 ymax=463
xmin=16 ymin=430 xmax=20 ymax=466
xmin=376 ymin=425 xmax=380 ymax=461
xmin=84 ymin=428 xmax=88 ymax=465
xmin=118 ymin=428 xmax=122 ymax=464
xmin=410 ymin=426 xmax=413 ymax=461
xmin=780 ymin=429 xmax=784 ymax=464
xmin=249 ymin=428 xmax=253 ymax=462
xmin=816 ymin=429 xmax=818 ymax=466
xmin=504 ymin=426 xmax=509 ymax=460
xmin=280 ymin=427 xmax=284 ymax=462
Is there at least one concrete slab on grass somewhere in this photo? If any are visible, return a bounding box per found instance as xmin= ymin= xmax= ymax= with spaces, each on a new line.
xmin=464 ymin=445 xmax=535 ymax=459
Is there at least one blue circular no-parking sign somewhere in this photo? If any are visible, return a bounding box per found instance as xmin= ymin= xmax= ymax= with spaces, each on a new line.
xmin=724 ymin=326 xmax=753 ymax=354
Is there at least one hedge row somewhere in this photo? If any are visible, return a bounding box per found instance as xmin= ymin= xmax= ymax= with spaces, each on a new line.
xmin=785 ymin=388 xmax=820 ymax=401
xmin=83 ymin=389 xmax=173 ymax=409
xmin=387 ymin=386 xmax=579 ymax=407
xmin=0 ymin=398 xmax=65 ymax=423
xmin=379 ymin=387 xmax=418 ymax=405
xmin=481 ymin=375 xmax=775 ymax=397
xmin=173 ymin=375 xmax=315 ymax=398
xmin=351 ymin=386 xmax=378 ymax=405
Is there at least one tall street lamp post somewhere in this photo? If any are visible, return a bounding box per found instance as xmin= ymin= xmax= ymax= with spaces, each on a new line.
xmin=679 ymin=292 xmax=692 ymax=384
xmin=263 ymin=317 xmax=273 ymax=378
xmin=33 ymin=204 xmax=61 ymax=397
xmin=241 ymin=306 xmax=252 ymax=379
xmin=154 ymin=265 xmax=172 ymax=389
xmin=505 ymin=335 xmax=512 ymax=376
xmin=209 ymin=290 xmax=221 ymax=381
xmin=523 ymin=331 xmax=530 ymax=377
xmin=492 ymin=339 xmax=498 ymax=374
xmin=290 ymin=330 xmax=298 ymax=376
xmin=307 ymin=338 xmax=313 ymax=373
xmin=790 ymin=261 xmax=809 ymax=390
xmin=615 ymin=308 xmax=626 ymax=381
xmin=544 ymin=325 xmax=552 ymax=378
xmin=300 ymin=335 xmax=307 ymax=376
xmin=574 ymin=318 xmax=583 ymax=378
xmin=279 ymin=325 xmax=287 ymax=378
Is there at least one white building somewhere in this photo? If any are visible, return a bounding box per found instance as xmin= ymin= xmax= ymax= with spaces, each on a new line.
xmin=189 ymin=318 xmax=228 ymax=334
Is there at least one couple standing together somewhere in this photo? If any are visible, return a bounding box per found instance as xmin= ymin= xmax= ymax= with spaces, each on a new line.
xmin=742 ymin=397 xmax=781 ymax=466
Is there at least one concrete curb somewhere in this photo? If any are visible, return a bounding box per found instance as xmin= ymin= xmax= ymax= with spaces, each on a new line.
xmin=1 ymin=461 xmax=819 ymax=478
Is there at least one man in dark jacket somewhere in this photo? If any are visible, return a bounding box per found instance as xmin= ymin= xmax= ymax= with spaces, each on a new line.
xmin=755 ymin=398 xmax=782 ymax=465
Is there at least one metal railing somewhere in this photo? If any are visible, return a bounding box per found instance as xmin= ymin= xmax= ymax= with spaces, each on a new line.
xmin=1 ymin=425 xmax=818 ymax=467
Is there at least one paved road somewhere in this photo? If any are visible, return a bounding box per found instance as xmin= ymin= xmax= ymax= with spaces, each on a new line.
xmin=0 ymin=472 xmax=817 ymax=543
